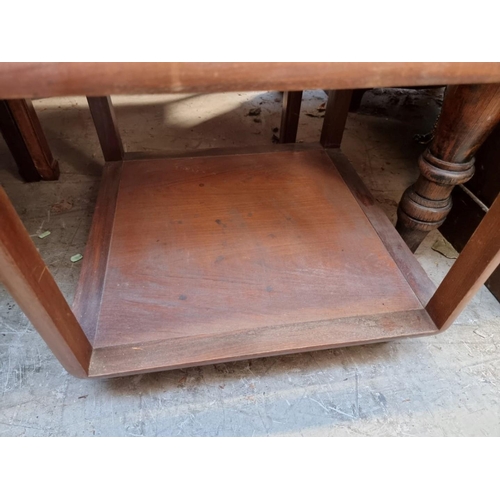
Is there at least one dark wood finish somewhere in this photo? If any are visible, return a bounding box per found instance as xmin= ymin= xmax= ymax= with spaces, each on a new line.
xmin=1 ymin=63 xmax=500 ymax=99
xmin=7 ymin=99 xmax=59 ymax=180
xmin=431 ymin=85 xmax=500 ymax=162
xmin=440 ymin=124 xmax=500 ymax=302
xmin=0 ymin=100 xmax=41 ymax=181
xmin=94 ymin=150 xmax=424 ymax=348
xmin=90 ymin=310 xmax=436 ymax=378
xmin=0 ymin=186 xmax=91 ymax=377
xmin=427 ymin=192 xmax=500 ymax=330
xmin=396 ymin=84 xmax=500 ymax=251
xmin=320 ymin=90 xmax=353 ymax=148
xmin=0 ymin=99 xmax=59 ymax=181
xmin=124 ymin=142 xmax=322 ymax=162
xmin=464 ymin=124 xmax=500 ymax=206
xmin=75 ymin=149 xmax=435 ymax=376
xmin=71 ymin=147 xmax=436 ymax=377
xmin=87 ymin=96 xmax=124 ymax=161
xmin=439 ymin=185 xmax=500 ymax=300
xmin=279 ymin=91 xmax=302 ymax=143
xmin=327 ymin=149 xmax=435 ymax=306
xmin=72 ymin=162 xmax=122 ymax=343
xmin=2 ymin=65 xmax=500 ymax=379
xmin=440 ymin=187 xmax=487 ymax=252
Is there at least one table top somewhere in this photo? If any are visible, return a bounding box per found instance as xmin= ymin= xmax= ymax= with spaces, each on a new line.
xmin=1 ymin=62 xmax=500 ymax=99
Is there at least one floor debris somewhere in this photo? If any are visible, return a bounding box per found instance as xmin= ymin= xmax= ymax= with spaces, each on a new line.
xmin=38 ymin=230 xmax=51 ymax=239
xmin=431 ymin=238 xmax=459 ymax=259
xmin=247 ymin=108 xmax=261 ymax=116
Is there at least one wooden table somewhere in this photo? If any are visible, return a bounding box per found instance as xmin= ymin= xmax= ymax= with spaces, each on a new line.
xmin=1 ymin=63 xmax=500 ymax=379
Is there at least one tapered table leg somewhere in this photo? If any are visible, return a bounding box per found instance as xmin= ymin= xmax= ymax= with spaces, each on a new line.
xmin=87 ymin=96 xmax=124 ymax=161
xmin=320 ymin=90 xmax=353 ymax=148
xmin=396 ymin=84 xmax=500 ymax=252
xmin=279 ymin=91 xmax=303 ymax=144
xmin=0 ymin=186 xmax=91 ymax=377
xmin=0 ymin=99 xmax=59 ymax=181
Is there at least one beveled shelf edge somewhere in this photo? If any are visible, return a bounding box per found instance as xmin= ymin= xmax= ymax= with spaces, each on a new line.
xmin=326 ymin=149 xmax=436 ymax=307
xmin=88 ymin=309 xmax=438 ymax=378
xmin=72 ymin=161 xmax=122 ymax=344
xmin=73 ymin=143 xmax=441 ymax=379
xmin=123 ymin=142 xmax=323 ymax=162
xmin=72 ymin=144 xmax=325 ymax=344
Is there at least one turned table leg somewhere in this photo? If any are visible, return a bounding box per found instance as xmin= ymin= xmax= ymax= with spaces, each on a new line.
xmin=396 ymin=84 xmax=500 ymax=252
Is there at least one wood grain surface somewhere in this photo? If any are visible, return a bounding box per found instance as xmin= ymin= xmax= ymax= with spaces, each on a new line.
xmin=89 ymin=309 xmax=437 ymax=378
xmin=123 ymin=142 xmax=323 ymax=162
xmin=87 ymin=96 xmax=124 ymax=161
xmin=279 ymin=91 xmax=303 ymax=143
xmin=427 ymin=192 xmax=500 ymax=330
xmin=70 ymin=147 xmax=436 ymax=377
xmin=94 ymin=149 xmax=424 ymax=348
xmin=73 ymin=162 xmax=122 ymax=343
xmin=397 ymin=84 xmax=500 ymax=251
xmin=320 ymin=90 xmax=353 ymax=148
xmin=327 ymin=149 xmax=435 ymax=305
xmin=0 ymin=186 xmax=91 ymax=377
xmin=1 ymin=63 xmax=500 ymax=99
xmin=0 ymin=100 xmax=42 ymax=181
xmin=6 ymin=99 xmax=60 ymax=180
xmin=0 ymin=99 xmax=59 ymax=181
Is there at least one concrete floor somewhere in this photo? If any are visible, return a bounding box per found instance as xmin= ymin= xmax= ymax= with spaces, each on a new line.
xmin=1 ymin=89 xmax=499 ymax=436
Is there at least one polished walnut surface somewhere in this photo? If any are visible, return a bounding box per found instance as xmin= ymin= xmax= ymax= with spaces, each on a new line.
xmin=70 ymin=146 xmax=436 ymax=377
xmin=2 ymin=64 xmax=500 ymax=378
xmin=1 ymin=62 xmax=500 ymax=99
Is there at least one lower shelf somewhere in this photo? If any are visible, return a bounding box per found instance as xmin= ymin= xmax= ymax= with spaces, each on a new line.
xmin=73 ymin=144 xmax=438 ymax=378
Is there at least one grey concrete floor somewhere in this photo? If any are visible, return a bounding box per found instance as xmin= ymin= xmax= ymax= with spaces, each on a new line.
xmin=1 ymin=89 xmax=499 ymax=436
